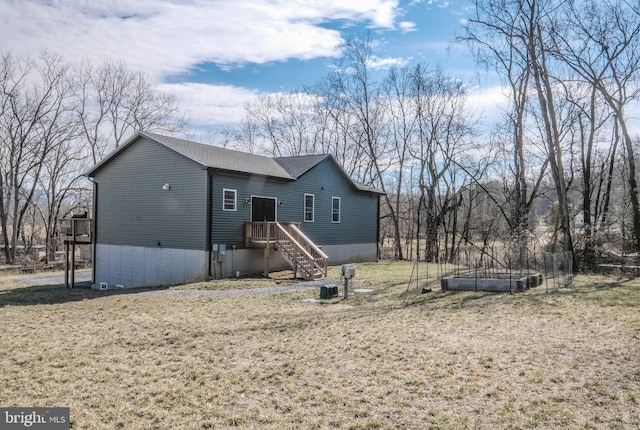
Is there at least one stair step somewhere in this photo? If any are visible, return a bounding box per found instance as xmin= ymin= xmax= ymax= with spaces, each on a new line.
xmin=274 ymin=224 xmax=325 ymax=280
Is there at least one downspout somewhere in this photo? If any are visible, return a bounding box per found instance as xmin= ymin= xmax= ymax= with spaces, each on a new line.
xmin=376 ymin=192 xmax=381 ymax=260
xmin=88 ymin=176 xmax=97 ymax=285
xmin=205 ymin=169 xmax=213 ymax=280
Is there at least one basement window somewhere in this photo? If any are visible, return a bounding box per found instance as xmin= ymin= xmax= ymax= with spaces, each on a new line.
xmin=223 ymin=189 xmax=237 ymax=211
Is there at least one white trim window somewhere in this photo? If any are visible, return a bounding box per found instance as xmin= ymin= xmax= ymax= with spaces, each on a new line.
xmin=223 ymin=189 xmax=237 ymax=211
xmin=304 ymin=193 xmax=315 ymax=222
xmin=332 ymin=196 xmax=341 ymax=223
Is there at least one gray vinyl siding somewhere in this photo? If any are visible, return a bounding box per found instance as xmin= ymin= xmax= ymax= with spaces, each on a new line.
xmin=210 ymin=158 xmax=379 ymax=247
xmin=210 ymin=172 xmax=257 ymax=247
xmin=290 ymin=158 xmax=379 ymax=246
xmin=93 ymin=137 xmax=208 ymax=250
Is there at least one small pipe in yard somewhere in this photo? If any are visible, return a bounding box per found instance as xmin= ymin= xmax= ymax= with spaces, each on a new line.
xmin=212 ymin=252 xmax=217 ymax=280
xmin=508 ymin=257 xmax=512 ymax=293
xmin=426 ymin=259 xmax=430 ymax=291
xmin=475 ymin=258 xmax=478 ymax=293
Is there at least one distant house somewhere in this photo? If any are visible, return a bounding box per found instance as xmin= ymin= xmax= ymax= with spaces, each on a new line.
xmin=86 ymin=132 xmax=383 ymax=289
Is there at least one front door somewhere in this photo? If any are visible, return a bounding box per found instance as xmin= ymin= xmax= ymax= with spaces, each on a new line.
xmin=251 ymin=197 xmax=276 ymax=222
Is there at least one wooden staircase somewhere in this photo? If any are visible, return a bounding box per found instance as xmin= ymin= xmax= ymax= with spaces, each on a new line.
xmin=246 ymin=221 xmax=328 ymax=280
xmin=273 ymin=223 xmax=328 ymax=280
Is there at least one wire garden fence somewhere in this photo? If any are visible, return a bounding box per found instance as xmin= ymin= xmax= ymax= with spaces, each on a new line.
xmin=542 ymin=251 xmax=574 ymax=292
xmin=407 ymin=250 xmax=574 ymax=294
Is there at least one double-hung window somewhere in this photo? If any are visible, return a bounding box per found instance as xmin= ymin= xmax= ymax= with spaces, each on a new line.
xmin=223 ymin=189 xmax=237 ymax=211
xmin=304 ymin=194 xmax=314 ymax=222
xmin=332 ymin=197 xmax=341 ymax=223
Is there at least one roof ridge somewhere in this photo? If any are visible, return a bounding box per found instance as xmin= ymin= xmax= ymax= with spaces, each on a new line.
xmin=89 ymin=131 xmax=293 ymax=179
xmin=142 ymin=131 xmax=272 ymax=159
xmin=88 ymin=132 xmax=383 ymax=194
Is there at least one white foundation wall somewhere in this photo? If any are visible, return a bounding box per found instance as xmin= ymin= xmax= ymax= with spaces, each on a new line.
xmin=94 ymin=242 xmax=378 ymax=287
xmin=94 ymin=244 xmax=207 ymax=289
xmin=319 ymin=243 xmax=378 ymax=265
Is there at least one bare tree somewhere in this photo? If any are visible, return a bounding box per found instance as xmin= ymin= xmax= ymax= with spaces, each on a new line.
xmin=331 ymin=34 xmax=392 ymax=184
xmin=332 ymin=34 xmax=412 ymax=262
xmin=0 ymin=51 xmax=77 ymax=264
xmin=243 ymin=91 xmax=321 ymax=157
xmin=36 ymin=137 xmax=87 ymax=263
xmin=561 ymin=81 xmax=614 ymax=268
xmin=380 ymin=66 xmax=417 ymax=259
xmin=410 ymin=64 xmax=475 ymax=261
xmin=462 ymin=0 xmax=535 ymax=235
xmin=551 ymin=0 xmax=640 ymax=253
xmin=309 ymin=73 xmax=372 ymax=177
xmin=0 ymin=52 xmax=189 ymax=265
xmin=462 ymin=0 xmax=549 ymax=268
xmin=464 ymin=0 xmax=575 ymax=258
xmin=75 ymin=58 xmax=186 ymax=164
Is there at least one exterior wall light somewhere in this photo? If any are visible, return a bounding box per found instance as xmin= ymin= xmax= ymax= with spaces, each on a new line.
xmin=162 ymin=183 xmax=171 ymax=191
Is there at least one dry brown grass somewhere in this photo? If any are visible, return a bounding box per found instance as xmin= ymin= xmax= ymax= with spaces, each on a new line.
xmin=1 ymin=261 xmax=639 ymax=429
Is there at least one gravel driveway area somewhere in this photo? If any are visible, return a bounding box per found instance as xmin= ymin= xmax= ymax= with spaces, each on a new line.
xmin=5 ymin=269 xmax=92 ymax=287
xmin=3 ymin=269 xmax=345 ymax=298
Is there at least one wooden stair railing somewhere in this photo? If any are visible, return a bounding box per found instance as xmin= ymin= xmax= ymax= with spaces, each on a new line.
xmin=273 ymin=223 xmax=328 ymax=280
xmin=286 ymin=223 xmax=328 ymax=278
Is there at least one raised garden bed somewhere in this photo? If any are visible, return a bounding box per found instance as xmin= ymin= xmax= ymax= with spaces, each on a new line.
xmin=441 ymin=273 xmax=543 ymax=293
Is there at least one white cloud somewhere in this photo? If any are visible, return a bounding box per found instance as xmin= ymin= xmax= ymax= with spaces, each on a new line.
xmin=160 ymin=82 xmax=259 ymax=126
xmin=366 ymin=55 xmax=409 ymax=69
xmin=0 ymin=0 xmax=401 ymax=80
xmin=0 ymin=0 xmax=408 ymax=129
xmin=466 ymin=85 xmax=510 ymax=122
xmin=399 ymin=21 xmax=417 ymax=33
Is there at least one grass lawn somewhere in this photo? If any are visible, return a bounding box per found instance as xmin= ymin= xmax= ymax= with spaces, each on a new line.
xmin=1 ymin=261 xmax=639 ymax=429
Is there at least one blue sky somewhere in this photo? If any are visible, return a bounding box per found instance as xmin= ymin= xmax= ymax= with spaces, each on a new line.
xmin=166 ymin=1 xmax=476 ymax=90
xmin=0 ymin=0 xmax=501 ymax=133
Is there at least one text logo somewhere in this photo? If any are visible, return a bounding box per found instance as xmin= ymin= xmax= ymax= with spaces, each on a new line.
xmin=0 ymin=408 xmax=69 ymax=430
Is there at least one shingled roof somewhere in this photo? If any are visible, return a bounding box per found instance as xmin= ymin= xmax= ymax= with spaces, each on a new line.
xmin=87 ymin=132 xmax=384 ymax=194
xmin=275 ymin=154 xmax=383 ymax=193
xmin=274 ymin=154 xmax=330 ymax=178
xmin=87 ymin=132 xmax=294 ymax=179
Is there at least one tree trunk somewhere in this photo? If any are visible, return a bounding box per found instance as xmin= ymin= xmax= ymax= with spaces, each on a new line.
xmin=0 ymin=173 xmax=10 ymax=263
xmin=616 ymin=114 xmax=640 ymax=253
xmin=531 ymin=23 xmax=574 ymax=255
